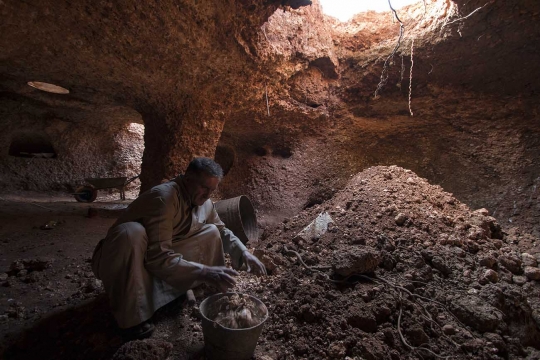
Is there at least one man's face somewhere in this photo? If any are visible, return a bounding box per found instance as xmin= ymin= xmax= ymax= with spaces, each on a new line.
xmin=186 ymin=173 xmax=220 ymax=206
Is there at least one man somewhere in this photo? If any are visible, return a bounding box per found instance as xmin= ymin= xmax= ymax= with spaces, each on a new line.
xmin=91 ymin=157 xmax=266 ymax=339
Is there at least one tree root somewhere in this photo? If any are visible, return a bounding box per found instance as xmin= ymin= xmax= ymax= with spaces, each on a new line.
xmin=282 ymin=245 xmax=472 ymax=358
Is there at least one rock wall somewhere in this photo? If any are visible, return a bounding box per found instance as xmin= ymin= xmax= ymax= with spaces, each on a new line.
xmin=0 ymin=95 xmax=143 ymax=191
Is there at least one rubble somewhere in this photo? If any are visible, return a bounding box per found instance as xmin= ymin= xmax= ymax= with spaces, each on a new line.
xmin=111 ymin=339 xmax=173 ymax=360
xmin=332 ymin=245 xmax=381 ymax=276
xmin=253 ymin=166 xmax=540 ymax=359
xmin=524 ymin=267 xmax=540 ymax=281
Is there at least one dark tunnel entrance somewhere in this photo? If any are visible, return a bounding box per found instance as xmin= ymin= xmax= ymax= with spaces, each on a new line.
xmin=8 ymin=132 xmax=57 ymax=158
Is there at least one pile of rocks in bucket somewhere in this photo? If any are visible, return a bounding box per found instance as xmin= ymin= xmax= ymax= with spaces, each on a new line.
xmin=245 ymin=166 xmax=540 ymax=359
xmin=206 ymin=293 xmax=266 ymax=329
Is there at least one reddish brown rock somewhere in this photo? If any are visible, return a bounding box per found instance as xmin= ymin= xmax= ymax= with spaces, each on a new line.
xmin=332 ymin=245 xmax=381 ymax=276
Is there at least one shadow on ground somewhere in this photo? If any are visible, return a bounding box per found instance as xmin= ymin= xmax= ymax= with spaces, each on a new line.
xmin=2 ymin=295 xmax=121 ymax=359
xmin=1 ymin=292 xmax=204 ymax=360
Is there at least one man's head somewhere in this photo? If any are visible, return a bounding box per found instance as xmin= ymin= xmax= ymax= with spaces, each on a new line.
xmin=182 ymin=157 xmax=223 ymax=206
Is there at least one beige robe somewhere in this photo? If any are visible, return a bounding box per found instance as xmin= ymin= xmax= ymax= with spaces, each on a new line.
xmin=91 ymin=178 xmax=247 ymax=328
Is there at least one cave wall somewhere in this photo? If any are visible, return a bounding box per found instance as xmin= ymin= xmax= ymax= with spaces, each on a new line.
xmin=214 ymin=0 xmax=540 ymax=236
xmin=0 ymin=95 xmax=143 ymax=191
xmin=217 ymin=89 xmax=540 ymax=236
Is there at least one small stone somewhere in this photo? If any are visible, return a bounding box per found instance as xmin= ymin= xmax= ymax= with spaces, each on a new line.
xmin=522 ymin=253 xmax=538 ymax=267
xmin=432 ymin=256 xmax=451 ymax=276
xmin=484 ymin=269 xmax=498 ymax=283
xmin=512 ymin=275 xmax=528 ymax=285
xmin=492 ymin=240 xmax=503 ymax=249
xmin=17 ymin=269 xmax=28 ymax=277
xmin=442 ymin=324 xmax=456 ymax=335
xmin=395 ymin=213 xmax=407 ymax=226
xmin=524 ymin=266 xmax=540 ymax=281
xmin=405 ymin=324 xmax=429 ymax=346
xmin=499 ymin=255 xmax=522 ymax=274
xmin=479 ymin=255 xmax=497 ymax=269
xmin=24 ymin=272 xmax=42 ymax=283
xmin=404 ymin=273 xmax=413 ymax=280
xmin=87 ymin=279 xmax=103 ymax=292
xmin=112 ymin=339 xmax=173 ymax=360
xmin=332 ymin=246 xmax=381 ymax=276
xmin=0 ymin=273 xmax=8 ymax=281
xmin=461 ymin=338 xmax=486 ymax=352
xmin=483 ymin=332 xmax=506 ymax=354
xmin=466 ymin=240 xmax=480 ymax=253
xmin=473 ymin=208 xmax=490 ymax=216
xmin=10 ymin=260 xmax=25 ymax=272
xmin=450 ymin=295 xmax=501 ymax=332
xmin=468 ymin=226 xmax=485 ymax=240
xmin=328 ymin=341 xmax=347 ymax=359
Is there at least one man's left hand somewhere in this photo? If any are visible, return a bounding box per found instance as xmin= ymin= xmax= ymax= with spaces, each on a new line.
xmin=242 ymin=250 xmax=267 ymax=275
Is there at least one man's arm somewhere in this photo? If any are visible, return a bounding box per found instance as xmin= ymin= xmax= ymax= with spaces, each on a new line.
xmin=203 ymin=201 xmax=247 ymax=269
xmin=204 ymin=201 xmax=266 ymax=274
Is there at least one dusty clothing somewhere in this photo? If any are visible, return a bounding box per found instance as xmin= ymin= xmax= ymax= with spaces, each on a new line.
xmin=91 ymin=178 xmax=247 ymax=328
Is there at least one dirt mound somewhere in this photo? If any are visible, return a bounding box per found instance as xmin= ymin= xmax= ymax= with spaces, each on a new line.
xmin=112 ymin=339 xmax=173 ymax=360
xmin=246 ymin=165 xmax=540 ymax=359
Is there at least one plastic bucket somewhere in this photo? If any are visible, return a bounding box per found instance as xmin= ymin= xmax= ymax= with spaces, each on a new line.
xmin=214 ymin=195 xmax=258 ymax=244
xmin=199 ymin=293 xmax=268 ymax=360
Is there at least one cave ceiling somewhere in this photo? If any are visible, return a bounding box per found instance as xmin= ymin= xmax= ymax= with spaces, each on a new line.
xmin=2 ymin=0 xmax=537 ymax=115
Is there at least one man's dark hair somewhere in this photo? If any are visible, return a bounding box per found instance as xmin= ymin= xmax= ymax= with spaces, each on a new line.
xmin=185 ymin=157 xmax=223 ymax=180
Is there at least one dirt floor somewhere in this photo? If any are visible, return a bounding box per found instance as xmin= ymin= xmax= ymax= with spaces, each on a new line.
xmin=1 ymin=166 xmax=540 ymax=359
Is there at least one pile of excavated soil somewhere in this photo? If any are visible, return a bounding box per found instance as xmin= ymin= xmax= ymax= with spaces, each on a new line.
xmin=237 ymin=165 xmax=540 ymax=359
xmin=2 ymin=166 xmax=540 ymax=359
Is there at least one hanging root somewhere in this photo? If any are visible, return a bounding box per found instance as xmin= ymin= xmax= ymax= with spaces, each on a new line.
xmin=398 ymin=54 xmax=405 ymax=90
xmin=443 ymin=3 xmax=489 ymax=28
xmin=374 ymin=0 xmax=405 ymax=99
xmin=265 ymin=83 xmax=270 ymax=116
xmin=408 ymin=38 xmax=414 ymax=116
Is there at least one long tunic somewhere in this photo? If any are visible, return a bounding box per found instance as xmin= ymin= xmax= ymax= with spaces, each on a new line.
xmin=92 ymin=177 xmax=247 ymax=328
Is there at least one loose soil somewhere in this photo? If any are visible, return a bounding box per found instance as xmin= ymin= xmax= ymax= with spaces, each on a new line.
xmin=1 ymin=166 xmax=540 ymax=359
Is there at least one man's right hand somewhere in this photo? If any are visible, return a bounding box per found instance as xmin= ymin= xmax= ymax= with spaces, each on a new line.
xmin=199 ymin=265 xmax=239 ymax=292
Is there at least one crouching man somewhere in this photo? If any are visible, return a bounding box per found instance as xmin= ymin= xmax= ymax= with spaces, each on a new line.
xmin=91 ymin=157 xmax=266 ymax=340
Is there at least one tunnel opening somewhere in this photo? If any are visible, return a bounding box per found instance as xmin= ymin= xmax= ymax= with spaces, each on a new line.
xmin=319 ymin=0 xmax=422 ymax=21
xmin=254 ymin=146 xmax=268 ymax=157
xmin=272 ymin=146 xmax=292 ymax=158
xmin=27 ymin=81 xmax=70 ymax=94
xmin=8 ymin=132 xmax=57 ymax=158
